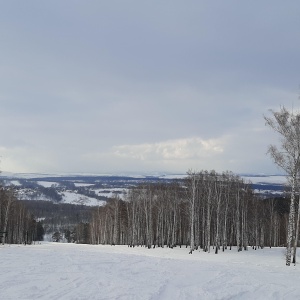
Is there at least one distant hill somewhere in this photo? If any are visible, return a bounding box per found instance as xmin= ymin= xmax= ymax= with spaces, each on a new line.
xmin=0 ymin=173 xmax=287 ymax=205
xmin=241 ymin=175 xmax=286 ymax=197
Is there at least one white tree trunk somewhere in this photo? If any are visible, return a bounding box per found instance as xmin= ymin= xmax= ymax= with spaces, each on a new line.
xmin=286 ymin=171 xmax=296 ymax=266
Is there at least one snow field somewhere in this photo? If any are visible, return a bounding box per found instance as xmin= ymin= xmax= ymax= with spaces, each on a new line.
xmin=37 ymin=181 xmax=58 ymax=188
xmin=60 ymin=191 xmax=106 ymax=206
xmin=241 ymin=175 xmax=286 ymax=185
xmin=0 ymin=243 xmax=299 ymax=299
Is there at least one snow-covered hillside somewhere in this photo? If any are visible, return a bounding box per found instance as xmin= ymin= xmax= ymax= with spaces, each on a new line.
xmin=60 ymin=191 xmax=106 ymax=206
xmin=1 ymin=173 xmax=288 ymax=207
xmin=0 ymin=243 xmax=298 ymax=299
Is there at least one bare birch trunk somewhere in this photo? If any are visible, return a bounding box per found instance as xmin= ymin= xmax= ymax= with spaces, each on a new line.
xmin=286 ymin=171 xmax=296 ymax=266
xmin=292 ymin=181 xmax=300 ymax=264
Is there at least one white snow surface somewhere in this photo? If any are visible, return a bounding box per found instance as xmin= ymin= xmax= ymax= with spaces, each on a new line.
xmin=37 ymin=181 xmax=58 ymax=188
xmin=9 ymin=180 xmax=22 ymax=186
xmin=61 ymin=191 xmax=105 ymax=206
xmin=0 ymin=243 xmax=299 ymax=300
xmin=242 ymin=175 xmax=286 ymax=184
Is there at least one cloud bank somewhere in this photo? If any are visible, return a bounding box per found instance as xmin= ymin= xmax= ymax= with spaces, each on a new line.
xmin=0 ymin=1 xmax=299 ymax=174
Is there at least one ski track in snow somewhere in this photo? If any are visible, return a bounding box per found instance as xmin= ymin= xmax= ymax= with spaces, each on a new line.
xmin=0 ymin=243 xmax=298 ymax=300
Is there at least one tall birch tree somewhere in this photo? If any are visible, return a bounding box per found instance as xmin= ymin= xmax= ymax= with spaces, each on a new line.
xmin=264 ymin=106 xmax=300 ymax=266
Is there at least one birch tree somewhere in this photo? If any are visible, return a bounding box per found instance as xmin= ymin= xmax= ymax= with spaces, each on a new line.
xmin=186 ymin=170 xmax=198 ymax=254
xmin=264 ymin=106 xmax=300 ymax=265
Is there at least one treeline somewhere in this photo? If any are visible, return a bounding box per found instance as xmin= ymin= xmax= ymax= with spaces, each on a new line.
xmin=22 ymin=200 xmax=91 ymax=241
xmin=0 ymin=187 xmax=43 ymax=244
xmin=51 ymin=223 xmax=90 ymax=244
xmin=86 ymin=171 xmax=289 ymax=252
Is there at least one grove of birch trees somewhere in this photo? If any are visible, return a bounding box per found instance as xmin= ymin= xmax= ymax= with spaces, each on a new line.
xmin=0 ymin=186 xmax=40 ymax=244
xmin=88 ymin=171 xmax=288 ymax=252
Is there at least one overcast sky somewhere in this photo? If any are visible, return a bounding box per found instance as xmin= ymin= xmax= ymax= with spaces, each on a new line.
xmin=0 ymin=1 xmax=299 ymax=175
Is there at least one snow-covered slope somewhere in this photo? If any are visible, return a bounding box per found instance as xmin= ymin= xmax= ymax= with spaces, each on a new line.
xmin=242 ymin=174 xmax=286 ymax=184
xmin=0 ymin=243 xmax=299 ymax=300
xmin=61 ymin=191 xmax=106 ymax=206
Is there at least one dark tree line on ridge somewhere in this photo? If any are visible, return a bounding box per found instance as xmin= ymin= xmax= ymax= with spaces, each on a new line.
xmin=85 ymin=170 xmax=288 ymax=252
xmin=23 ymin=200 xmax=91 ymax=235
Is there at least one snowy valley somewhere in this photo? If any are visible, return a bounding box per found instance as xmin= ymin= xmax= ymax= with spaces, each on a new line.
xmin=1 ymin=173 xmax=287 ymax=206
